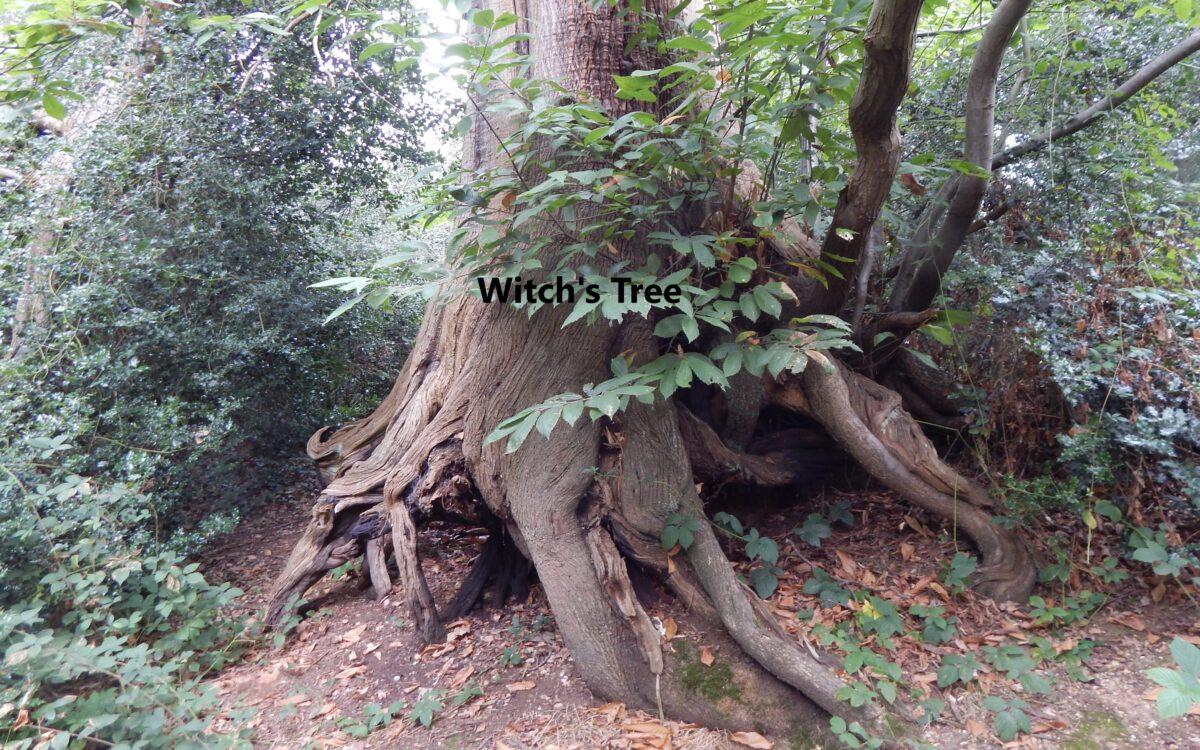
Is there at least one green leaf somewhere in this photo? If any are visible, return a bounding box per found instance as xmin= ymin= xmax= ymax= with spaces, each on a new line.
xmin=919 ymin=323 xmax=954 ymax=346
xmin=505 ymin=412 xmax=538 ymax=453
xmin=614 ymin=75 xmax=657 ymax=102
xmin=749 ymin=566 xmax=778 ymax=599
xmin=323 ymin=292 xmax=367 ymax=324
xmin=945 ymin=159 xmax=991 ymax=179
xmin=665 ymin=36 xmax=713 ymax=53
xmin=408 ymin=693 xmax=443 ymax=728
xmin=561 ymin=399 xmax=584 ymax=427
xmin=878 ymin=680 xmax=897 ymax=704
xmin=1171 ymin=637 xmax=1200 ymax=676
xmin=1158 ymin=688 xmax=1194 ymax=718
xmin=745 ymin=533 xmax=779 ymax=564
xmin=42 ymin=90 xmax=65 ymax=119
xmin=753 ymin=287 xmax=782 ymax=319
xmin=534 ymin=406 xmax=561 ymax=438
xmin=718 ymin=0 xmax=769 ymax=35
xmin=359 ymin=42 xmax=395 ymax=61
xmin=794 ymin=514 xmax=831 ymax=547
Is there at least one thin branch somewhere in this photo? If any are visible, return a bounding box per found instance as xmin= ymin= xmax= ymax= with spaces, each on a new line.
xmin=992 ymin=29 xmax=1200 ymax=169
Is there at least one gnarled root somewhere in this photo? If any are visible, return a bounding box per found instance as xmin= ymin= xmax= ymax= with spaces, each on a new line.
xmin=265 ymin=499 xmax=388 ymax=626
xmin=795 ymin=356 xmax=1035 ymax=602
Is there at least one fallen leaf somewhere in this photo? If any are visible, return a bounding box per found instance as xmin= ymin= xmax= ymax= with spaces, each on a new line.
xmin=334 ymin=665 xmax=366 ymax=680
xmin=340 ymin=624 xmax=367 ymax=644
xmin=903 ymin=514 xmax=933 ymax=537
xmin=594 ymin=701 xmax=626 ymax=721
xmin=449 ymin=665 xmax=475 ymax=689
xmin=835 ymin=549 xmax=858 ymax=576
xmin=507 ymin=681 xmax=536 ymax=692
xmin=966 ymin=718 xmax=989 ymax=736
xmin=730 ymin=730 xmax=774 ymax=748
xmin=900 ymin=172 xmax=927 ymax=195
xmin=277 ymin=693 xmax=310 ymax=707
xmin=1108 ymin=613 xmax=1146 ymax=632
xmin=700 ymin=646 xmax=715 ymax=666
xmin=1030 ymin=720 xmax=1069 ymax=733
xmin=1151 ymin=582 xmax=1166 ymax=603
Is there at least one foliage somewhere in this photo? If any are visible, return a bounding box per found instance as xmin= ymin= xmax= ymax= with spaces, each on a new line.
xmin=1147 ymin=637 xmax=1200 ymax=718
xmin=334 ymin=700 xmax=406 ymax=738
xmin=407 ymin=689 xmax=445 ymax=728
xmin=0 ymin=3 xmax=435 ymax=548
xmin=0 ymin=470 xmax=254 ymax=748
xmin=0 ymin=4 xmax=443 ymax=748
xmin=981 ymin=696 xmax=1032 ymax=743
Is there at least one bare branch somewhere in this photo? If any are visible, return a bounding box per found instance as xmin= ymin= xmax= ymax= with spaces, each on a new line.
xmin=885 ymin=0 xmax=1033 ymax=316
xmin=993 ymin=29 xmax=1200 ymax=169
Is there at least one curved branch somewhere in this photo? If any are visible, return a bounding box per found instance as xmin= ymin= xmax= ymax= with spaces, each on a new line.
xmin=993 ymin=29 xmax=1200 ymax=170
xmin=887 ymin=0 xmax=1033 ymax=317
xmin=798 ymin=0 xmax=925 ymax=315
xmin=886 ymin=25 xmax=1199 ymax=325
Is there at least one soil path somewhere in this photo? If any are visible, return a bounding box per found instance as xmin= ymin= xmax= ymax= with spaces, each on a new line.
xmin=205 ymin=486 xmax=1199 ymax=749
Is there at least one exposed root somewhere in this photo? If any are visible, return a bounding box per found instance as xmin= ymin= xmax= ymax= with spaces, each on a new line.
xmin=448 ymin=530 xmax=502 ymax=618
xmin=682 ymin=508 xmax=879 ymax=724
xmin=677 ymin=404 xmax=815 ymax=487
xmin=265 ymin=500 xmax=385 ymax=626
xmin=387 ymin=497 xmax=445 ymax=643
xmin=363 ymin=536 xmax=392 ymax=600
xmin=799 ymin=355 xmax=1036 ymax=602
xmin=582 ymin=514 xmax=664 ymax=679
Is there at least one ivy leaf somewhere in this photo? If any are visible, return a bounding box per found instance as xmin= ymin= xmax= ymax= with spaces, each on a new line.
xmin=408 ymin=693 xmax=443 ymax=728
xmin=745 ymin=533 xmax=778 ymax=564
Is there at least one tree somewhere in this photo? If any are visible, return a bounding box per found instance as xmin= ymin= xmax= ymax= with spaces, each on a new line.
xmin=264 ymin=0 xmax=1199 ymax=739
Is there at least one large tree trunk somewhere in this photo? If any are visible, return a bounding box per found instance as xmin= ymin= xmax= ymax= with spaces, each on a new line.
xmin=266 ymin=0 xmax=1041 ymax=740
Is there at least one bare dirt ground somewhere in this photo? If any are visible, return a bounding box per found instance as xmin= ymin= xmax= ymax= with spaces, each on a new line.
xmin=203 ymin=483 xmax=1200 ymax=750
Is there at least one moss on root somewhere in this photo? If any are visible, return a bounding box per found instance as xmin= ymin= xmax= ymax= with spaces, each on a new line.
xmin=788 ymin=726 xmax=819 ymax=750
xmin=676 ymin=641 xmax=743 ymax=703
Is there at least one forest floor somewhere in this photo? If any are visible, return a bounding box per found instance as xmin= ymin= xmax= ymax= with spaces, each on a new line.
xmin=204 ymin=477 xmax=1199 ymax=750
